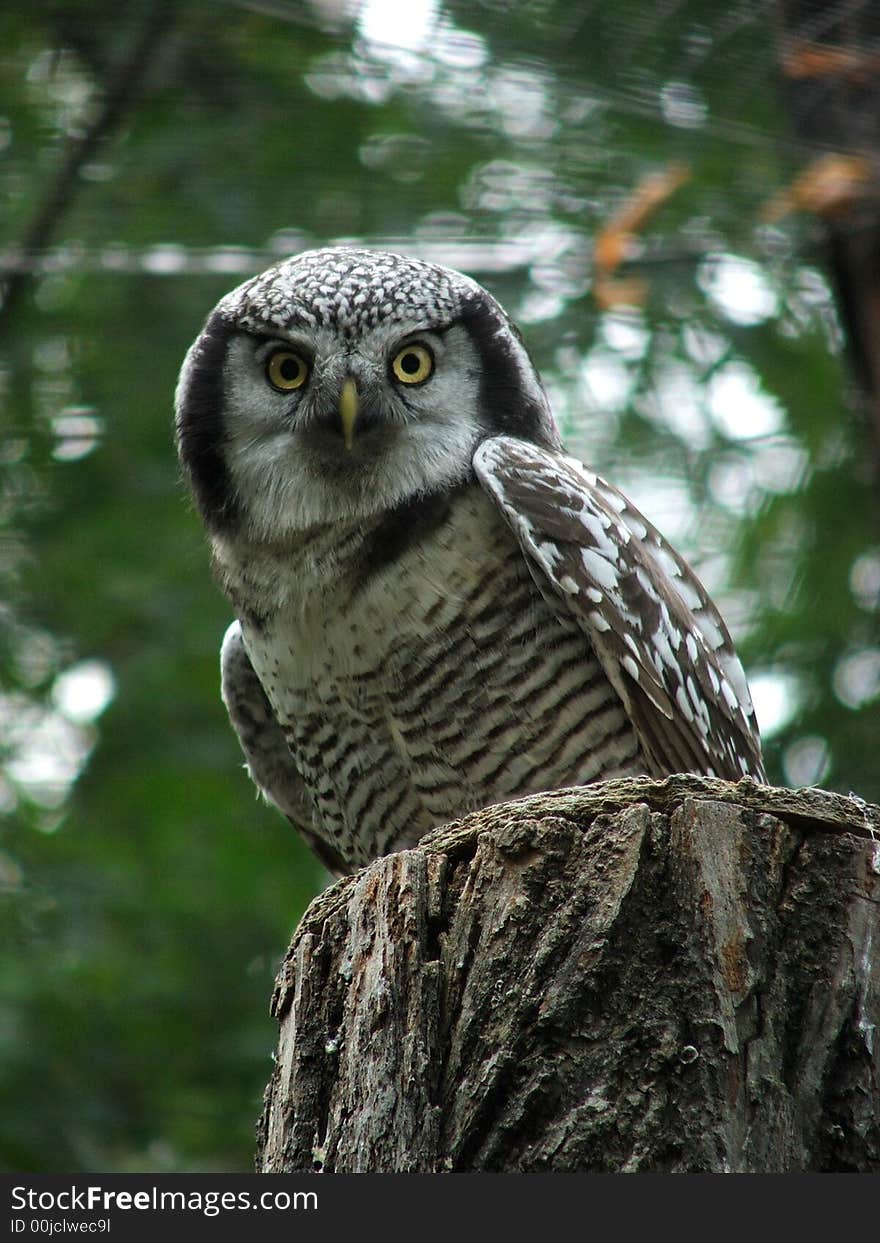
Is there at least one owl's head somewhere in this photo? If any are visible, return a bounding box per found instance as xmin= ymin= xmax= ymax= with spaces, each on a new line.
xmin=175 ymin=247 xmax=560 ymax=540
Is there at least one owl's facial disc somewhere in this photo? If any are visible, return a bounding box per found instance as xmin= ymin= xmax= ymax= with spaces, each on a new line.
xmin=241 ymin=327 xmax=450 ymax=458
xmin=212 ymin=322 xmax=485 ymax=536
xmin=175 ymin=247 xmax=562 ymax=541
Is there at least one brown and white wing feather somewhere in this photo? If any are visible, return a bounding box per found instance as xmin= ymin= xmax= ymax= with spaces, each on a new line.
xmin=474 ymin=435 xmax=765 ymax=782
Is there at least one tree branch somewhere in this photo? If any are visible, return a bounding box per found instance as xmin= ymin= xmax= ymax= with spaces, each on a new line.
xmin=0 ymin=0 xmax=177 ymax=325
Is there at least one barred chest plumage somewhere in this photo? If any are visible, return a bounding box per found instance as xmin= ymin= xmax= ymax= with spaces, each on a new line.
xmin=222 ymin=486 xmax=645 ymax=868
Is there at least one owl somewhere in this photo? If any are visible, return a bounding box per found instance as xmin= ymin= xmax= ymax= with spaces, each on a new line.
xmin=175 ymin=247 xmax=765 ymax=875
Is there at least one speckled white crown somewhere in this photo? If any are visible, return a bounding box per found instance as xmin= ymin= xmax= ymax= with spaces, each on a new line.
xmin=217 ymin=246 xmax=486 ymax=336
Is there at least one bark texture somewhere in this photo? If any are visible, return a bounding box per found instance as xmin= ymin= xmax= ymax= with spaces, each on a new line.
xmin=256 ymin=775 xmax=880 ymax=1173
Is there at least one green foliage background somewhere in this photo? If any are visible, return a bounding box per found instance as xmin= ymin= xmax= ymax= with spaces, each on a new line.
xmin=1 ymin=0 xmax=877 ymax=1171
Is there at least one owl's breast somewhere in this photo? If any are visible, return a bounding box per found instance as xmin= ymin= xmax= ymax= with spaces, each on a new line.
xmin=239 ymin=486 xmax=643 ymax=866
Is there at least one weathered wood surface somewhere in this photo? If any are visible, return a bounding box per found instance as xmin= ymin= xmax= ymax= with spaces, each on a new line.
xmin=257 ymin=775 xmax=880 ymax=1173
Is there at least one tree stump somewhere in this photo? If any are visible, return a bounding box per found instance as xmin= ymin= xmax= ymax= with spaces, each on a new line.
xmin=256 ymin=775 xmax=880 ymax=1173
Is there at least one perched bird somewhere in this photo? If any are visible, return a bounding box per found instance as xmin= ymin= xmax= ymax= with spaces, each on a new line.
xmin=175 ymin=247 xmax=764 ymax=875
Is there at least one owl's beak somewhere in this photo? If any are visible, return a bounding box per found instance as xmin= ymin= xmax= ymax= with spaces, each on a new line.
xmin=338 ymin=377 xmax=359 ymax=452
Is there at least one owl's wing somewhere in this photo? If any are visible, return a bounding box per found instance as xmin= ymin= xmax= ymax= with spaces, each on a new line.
xmin=220 ymin=622 xmax=349 ymax=875
xmin=473 ymin=435 xmax=765 ymax=782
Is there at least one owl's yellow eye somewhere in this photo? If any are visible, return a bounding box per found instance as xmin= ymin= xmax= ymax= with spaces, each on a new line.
xmin=391 ymin=344 xmax=434 ymax=385
xmin=266 ymin=349 xmax=309 ymax=391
